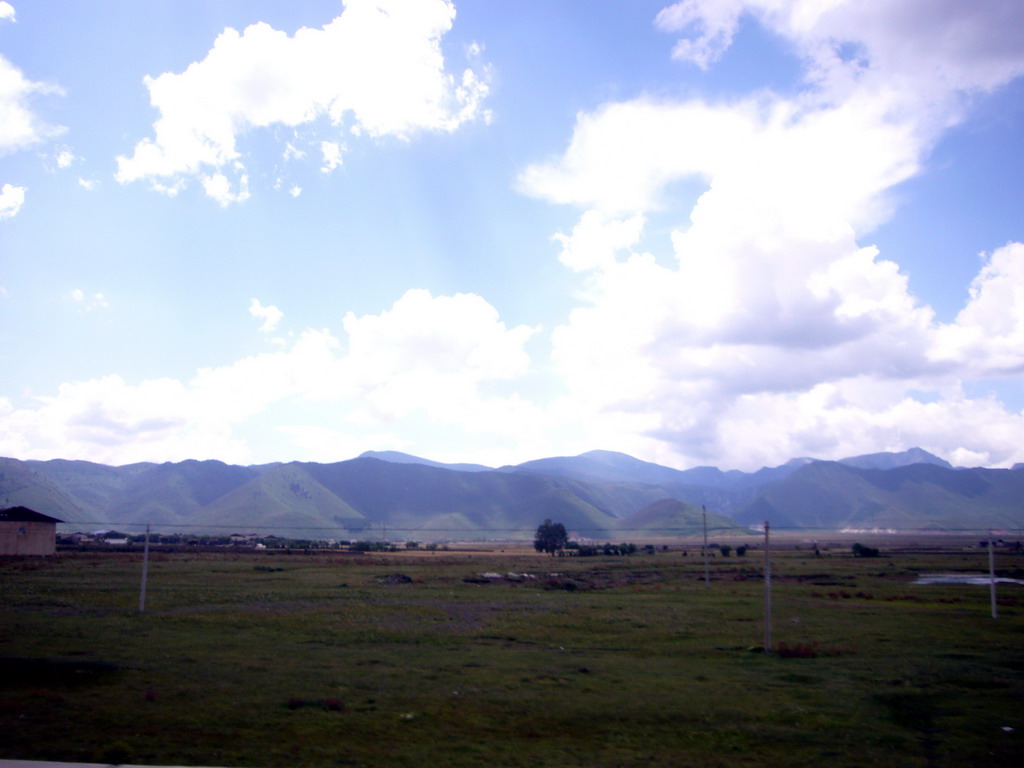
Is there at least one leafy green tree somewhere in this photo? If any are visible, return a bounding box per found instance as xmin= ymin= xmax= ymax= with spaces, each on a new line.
xmin=534 ymin=519 xmax=568 ymax=555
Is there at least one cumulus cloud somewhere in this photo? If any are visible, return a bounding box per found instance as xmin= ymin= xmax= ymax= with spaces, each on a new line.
xmin=553 ymin=211 xmax=646 ymax=273
xmin=0 ymin=290 xmax=539 ymax=465
xmin=932 ymin=243 xmax=1024 ymax=376
xmin=516 ymin=1 xmax=1024 ymax=470
xmin=320 ymin=141 xmax=343 ymax=173
xmin=249 ymin=298 xmax=283 ymax=333
xmin=0 ymin=182 xmax=25 ymax=219
xmin=657 ymin=0 xmax=1024 ymax=121
xmin=337 ymin=289 xmax=538 ymax=424
xmin=116 ymin=0 xmax=490 ymax=203
xmin=655 ymin=0 xmax=743 ymax=70
xmin=0 ymin=12 xmax=64 ymax=220
xmin=202 ymin=171 xmax=250 ymax=206
xmin=0 ymin=53 xmax=63 ymax=154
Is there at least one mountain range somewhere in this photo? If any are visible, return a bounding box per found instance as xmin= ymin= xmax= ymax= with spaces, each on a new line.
xmin=0 ymin=447 xmax=1020 ymax=540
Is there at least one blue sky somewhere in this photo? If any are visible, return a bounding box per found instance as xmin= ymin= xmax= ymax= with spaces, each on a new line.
xmin=2 ymin=0 xmax=1024 ymax=471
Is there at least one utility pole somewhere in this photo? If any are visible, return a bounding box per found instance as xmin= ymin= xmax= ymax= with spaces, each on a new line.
xmin=139 ymin=523 xmax=150 ymax=613
xmin=702 ymin=506 xmax=709 ymax=588
xmin=763 ymin=520 xmax=772 ymax=652
xmin=989 ymin=533 xmax=998 ymax=620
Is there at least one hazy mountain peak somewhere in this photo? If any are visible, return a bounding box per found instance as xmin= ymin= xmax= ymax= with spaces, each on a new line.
xmin=783 ymin=457 xmax=816 ymax=467
xmin=357 ymin=450 xmax=492 ymax=473
xmin=838 ymin=447 xmax=952 ymax=471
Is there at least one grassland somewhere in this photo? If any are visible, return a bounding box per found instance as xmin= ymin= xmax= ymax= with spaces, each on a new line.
xmin=1 ymin=541 xmax=1022 ymax=767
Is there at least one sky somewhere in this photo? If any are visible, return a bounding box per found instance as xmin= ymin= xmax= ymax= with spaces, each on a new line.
xmin=2 ymin=0 xmax=1024 ymax=472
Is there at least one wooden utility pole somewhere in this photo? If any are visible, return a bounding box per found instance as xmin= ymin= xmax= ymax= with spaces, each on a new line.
xmin=763 ymin=520 xmax=772 ymax=652
xmin=989 ymin=534 xmax=998 ymax=620
xmin=139 ymin=523 xmax=150 ymax=613
xmin=702 ymin=506 xmax=709 ymax=588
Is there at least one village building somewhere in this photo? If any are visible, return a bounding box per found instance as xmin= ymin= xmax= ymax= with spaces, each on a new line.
xmin=0 ymin=506 xmax=64 ymax=556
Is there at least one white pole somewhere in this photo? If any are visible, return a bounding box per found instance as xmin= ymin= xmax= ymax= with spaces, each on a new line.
xmin=702 ymin=506 xmax=709 ymax=588
xmin=764 ymin=520 xmax=772 ymax=652
xmin=139 ymin=523 xmax=150 ymax=613
xmin=989 ymin=534 xmax=998 ymax=620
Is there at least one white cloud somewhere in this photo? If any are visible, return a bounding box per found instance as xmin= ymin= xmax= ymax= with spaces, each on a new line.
xmin=201 ymin=171 xmax=250 ymax=206
xmin=655 ymin=0 xmax=744 ymax=69
xmin=283 ymin=142 xmax=306 ymax=161
xmin=0 ymin=12 xmax=65 ymax=220
xmin=552 ymin=211 xmax=646 ymax=272
xmin=0 ymin=290 xmax=540 ymax=465
xmin=0 ymin=54 xmax=63 ymax=154
xmin=320 ymin=140 xmax=343 ymax=173
xmin=78 ymin=177 xmax=99 ymax=191
xmin=931 ymin=243 xmax=1024 ymax=375
xmin=513 ymin=2 xmax=1024 ymax=470
xmin=0 ymin=182 xmax=25 ymax=219
xmin=337 ymin=289 xmax=538 ymax=424
xmin=288 ymin=185 xmax=301 ymax=198
xmin=657 ymin=0 xmax=1024 ymax=120
xmin=0 ymin=375 xmax=246 ymax=465
xmin=249 ymin=298 xmax=283 ymax=333
xmin=700 ymin=383 xmax=1024 ymax=471
xmin=116 ymin=0 xmax=490 ymax=203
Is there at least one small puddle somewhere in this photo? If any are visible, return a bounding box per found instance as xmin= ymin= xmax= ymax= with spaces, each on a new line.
xmin=915 ymin=573 xmax=1024 ymax=586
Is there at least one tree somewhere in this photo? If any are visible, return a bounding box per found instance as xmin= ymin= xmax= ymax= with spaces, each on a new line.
xmin=852 ymin=542 xmax=879 ymax=558
xmin=534 ymin=519 xmax=568 ymax=555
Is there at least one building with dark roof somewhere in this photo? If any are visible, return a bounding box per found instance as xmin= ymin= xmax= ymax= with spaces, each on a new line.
xmin=0 ymin=506 xmax=64 ymax=556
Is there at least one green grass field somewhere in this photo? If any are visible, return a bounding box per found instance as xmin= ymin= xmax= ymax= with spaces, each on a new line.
xmin=1 ymin=543 xmax=1022 ymax=767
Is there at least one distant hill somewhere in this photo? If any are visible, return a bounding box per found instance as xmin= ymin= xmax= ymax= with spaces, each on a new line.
xmin=0 ymin=458 xmax=90 ymax=523
xmin=617 ymin=498 xmax=742 ymax=537
xmin=838 ymin=447 xmax=952 ymax=471
xmin=732 ymin=461 xmax=1024 ymax=530
xmin=1 ymin=456 xmax=664 ymax=540
xmin=506 ymin=451 xmax=816 ymax=517
xmin=358 ymin=450 xmax=492 ymax=473
xmin=2 ymin=446 xmax=1017 ymax=539
xmin=510 ymin=450 xmax=695 ymax=485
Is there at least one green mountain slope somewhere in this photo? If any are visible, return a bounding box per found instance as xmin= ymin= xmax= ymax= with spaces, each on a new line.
xmin=24 ymin=459 xmax=154 ymax=513
xmin=0 ymin=458 xmax=89 ymax=523
xmin=735 ymin=462 xmax=1024 ymax=530
xmin=5 ymin=449 xmax=1019 ymax=540
xmin=193 ymin=463 xmax=365 ymax=536
xmin=618 ymin=498 xmax=743 ymax=537
xmin=106 ymin=460 xmax=261 ymax=527
xmin=305 ymin=458 xmax=622 ymax=538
